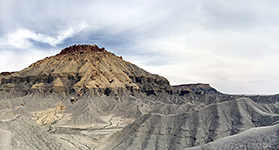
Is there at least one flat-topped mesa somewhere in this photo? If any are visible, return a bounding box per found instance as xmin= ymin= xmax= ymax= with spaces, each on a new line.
xmin=174 ymin=83 xmax=212 ymax=89
xmin=59 ymin=44 xmax=106 ymax=55
xmin=173 ymin=83 xmax=221 ymax=95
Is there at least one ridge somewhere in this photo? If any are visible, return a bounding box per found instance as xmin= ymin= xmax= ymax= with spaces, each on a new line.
xmin=58 ymin=44 xmax=106 ymax=55
xmin=173 ymin=83 xmax=221 ymax=95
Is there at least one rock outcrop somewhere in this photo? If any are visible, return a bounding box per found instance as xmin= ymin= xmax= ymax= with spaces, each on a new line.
xmin=0 ymin=72 xmax=15 ymax=76
xmin=0 ymin=44 xmax=172 ymax=99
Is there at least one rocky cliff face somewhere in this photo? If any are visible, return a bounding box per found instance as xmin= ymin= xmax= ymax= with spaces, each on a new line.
xmin=0 ymin=44 xmax=172 ymax=99
xmin=0 ymin=44 xmax=279 ymax=150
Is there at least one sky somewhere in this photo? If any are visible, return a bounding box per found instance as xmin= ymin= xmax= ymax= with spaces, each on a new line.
xmin=0 ymin=0 xmax=279 ymax=95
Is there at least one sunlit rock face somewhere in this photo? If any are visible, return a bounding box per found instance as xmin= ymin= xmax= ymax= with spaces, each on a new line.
xmin=0 ymin=44 xmax=172 ymax=99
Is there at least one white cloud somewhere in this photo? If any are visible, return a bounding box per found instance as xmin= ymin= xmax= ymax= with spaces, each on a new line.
xmin=0 ymin=23 xmax=87 ymax=49
xmin=0 ymin=29 xmax=35 ymax=48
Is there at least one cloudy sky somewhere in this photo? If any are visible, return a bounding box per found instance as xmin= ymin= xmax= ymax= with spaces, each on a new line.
xmin=1 ymin=0 xmax=279 ymax=94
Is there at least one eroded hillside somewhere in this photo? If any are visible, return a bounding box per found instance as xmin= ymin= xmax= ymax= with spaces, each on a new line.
xmin=0 ymin=44 xmax=279 ymax=150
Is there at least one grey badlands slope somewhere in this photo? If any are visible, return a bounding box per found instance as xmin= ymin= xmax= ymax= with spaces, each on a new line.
xmin=0 ymin=45 xmax=279 ymax=150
